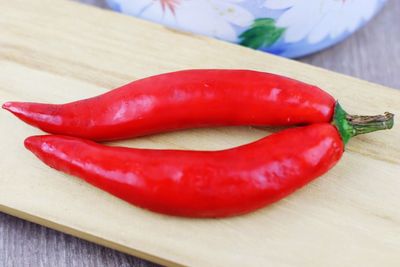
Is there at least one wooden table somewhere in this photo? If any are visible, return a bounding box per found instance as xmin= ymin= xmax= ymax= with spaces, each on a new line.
xmin=1 ymin=1 xmax=399 ymax=266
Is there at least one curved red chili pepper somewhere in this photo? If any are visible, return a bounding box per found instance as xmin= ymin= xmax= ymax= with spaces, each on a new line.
xmin=3 ymin=70 xmax=335 ymax=141
xmin=24 ymin=124 xmax=343 ymax=218
xmin=6 ymin=70 xmax=394 ymax=218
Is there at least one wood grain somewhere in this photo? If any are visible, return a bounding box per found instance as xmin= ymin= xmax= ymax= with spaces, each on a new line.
xmin=0 ymin=0 xmax=399 ymax=266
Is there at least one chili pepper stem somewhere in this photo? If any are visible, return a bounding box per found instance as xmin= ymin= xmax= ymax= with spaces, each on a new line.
xmin=333 ymin=102 xmax=394 ymax=144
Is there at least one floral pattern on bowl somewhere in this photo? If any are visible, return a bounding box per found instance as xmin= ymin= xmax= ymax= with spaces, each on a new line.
xmin=106 ymin=0 xmax=386 ymax=58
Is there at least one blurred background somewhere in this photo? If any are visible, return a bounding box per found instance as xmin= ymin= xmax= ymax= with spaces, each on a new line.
xmin=73 ymin=0 xmax=400 ymax=89
xmin=1 ymin=1 xmax=399 ymax=267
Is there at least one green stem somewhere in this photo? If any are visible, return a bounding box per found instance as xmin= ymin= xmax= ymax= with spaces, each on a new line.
xmin=332 ymin=102 xmax=394 ymax=144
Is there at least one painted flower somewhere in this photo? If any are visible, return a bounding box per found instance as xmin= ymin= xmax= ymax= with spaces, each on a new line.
xmin=117 ymin=0 xmax=254 ymax=42
xmin=264 ymin=0 xmax=382 ymax=43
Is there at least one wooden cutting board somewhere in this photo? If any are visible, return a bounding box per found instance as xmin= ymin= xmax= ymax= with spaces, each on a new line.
xmin=1 ymin=0 xmax=399 ymax=266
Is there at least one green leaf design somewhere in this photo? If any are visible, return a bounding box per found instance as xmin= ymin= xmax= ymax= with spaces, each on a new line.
xmin=239 ymin=18 xmax=285 ymax=49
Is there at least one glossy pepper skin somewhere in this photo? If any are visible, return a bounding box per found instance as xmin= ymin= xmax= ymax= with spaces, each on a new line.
xmin=3 ymin=70 xmax=335 ymax=141
xmin=25 ymin=124 xmax=343 ymax=218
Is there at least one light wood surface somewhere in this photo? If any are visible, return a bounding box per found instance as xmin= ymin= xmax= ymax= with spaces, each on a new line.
xmin=1 ymin=0 xmax=399 ymax=266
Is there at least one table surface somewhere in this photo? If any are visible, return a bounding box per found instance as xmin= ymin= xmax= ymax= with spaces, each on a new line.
xmin=1 ymin=0 xmax=399 ymax=266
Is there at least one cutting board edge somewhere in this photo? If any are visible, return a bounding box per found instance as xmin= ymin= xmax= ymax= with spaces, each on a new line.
xmin=0 ymin=204 xmax=183 ymax=267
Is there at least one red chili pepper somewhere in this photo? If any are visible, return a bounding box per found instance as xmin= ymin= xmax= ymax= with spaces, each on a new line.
xmin=3 ymin=69 xmax=335 ymax=141
xmin=24 ymin=106 xmax=393 ymax=218
xmin=24 ymin=124 xmax=342 ymax=217
xmin=4 ymin=70 xmax=394 ymax=217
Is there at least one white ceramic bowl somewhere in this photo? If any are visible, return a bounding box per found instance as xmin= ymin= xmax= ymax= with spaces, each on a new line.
xmin=106 ymin=0 xmax=386 ymax=58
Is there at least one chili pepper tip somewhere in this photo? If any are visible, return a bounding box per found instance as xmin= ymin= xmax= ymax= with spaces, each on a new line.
xmin=2 ymin=101 xmax=22 ymax=114
xmin=2 ymin=101 xmax=29 ymax=116
xmin=2 ymin=101 xmax=13 ymax=110
xmin=24 ymin=136 xmax=41 ymax=151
